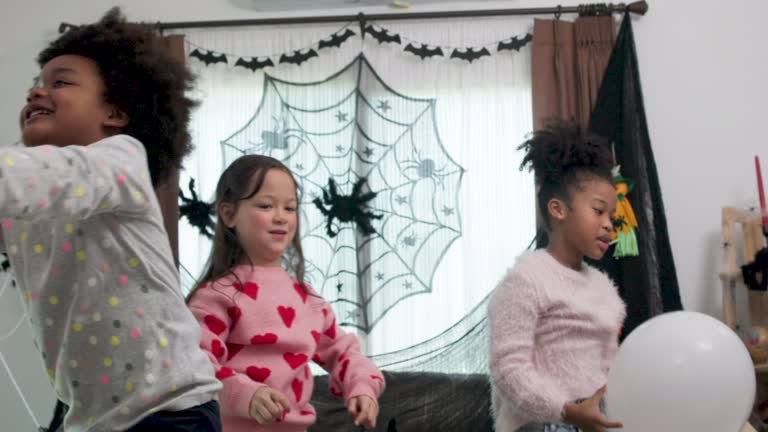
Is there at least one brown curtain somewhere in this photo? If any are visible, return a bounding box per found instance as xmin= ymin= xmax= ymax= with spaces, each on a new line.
xmin=155 ymin=34 xmax=185 ymax=263
xmin=531 ymin=16 xmax=616 ymax=129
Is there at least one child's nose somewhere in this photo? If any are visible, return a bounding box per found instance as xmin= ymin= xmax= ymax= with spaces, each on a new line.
xmin=26 ymin=87 xmax=46 ymax=103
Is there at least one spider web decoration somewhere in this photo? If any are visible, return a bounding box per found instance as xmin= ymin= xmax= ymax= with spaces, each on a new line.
xmin=220 ymin=54 xmax=465 ymax=333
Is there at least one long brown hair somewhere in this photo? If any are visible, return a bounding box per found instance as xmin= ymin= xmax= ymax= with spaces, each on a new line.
xmin=187 ymin=155 xmax=306 ymax=301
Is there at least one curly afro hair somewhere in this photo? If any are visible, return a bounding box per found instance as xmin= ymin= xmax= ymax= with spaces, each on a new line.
xmin=37 ymin=7 xmax=197 ymax=186
xmin=518 ymin=120 xmax=614 ymax=228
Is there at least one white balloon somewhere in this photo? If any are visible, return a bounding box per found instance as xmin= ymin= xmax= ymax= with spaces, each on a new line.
xmin=606 ymin=311 xmax=755 ymax=432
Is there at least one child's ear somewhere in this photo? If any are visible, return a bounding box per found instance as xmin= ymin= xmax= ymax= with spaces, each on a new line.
xmin=218 ymin=203 xmax=237 ymax=228
xmin=104 ymin=106 xmax=130 ymax=129
xmin=547 ymin=197 xmax=567 ymax=222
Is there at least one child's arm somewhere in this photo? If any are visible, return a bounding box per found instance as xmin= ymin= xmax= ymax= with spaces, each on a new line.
xmin=0 ymin=136 xmax=152 ymax=222
xmin=313 ymin=303 xmax=385 ymax=411
xmin=188 ymin=285 xmax=268 ymax=419
xmin=488 ymin=271 xmax=570 ymax=423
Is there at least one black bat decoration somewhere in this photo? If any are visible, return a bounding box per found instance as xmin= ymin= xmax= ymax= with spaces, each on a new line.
xmin=363 ymin=25 xmax=401 ymax=45
xmin=190 ymin=48 xmax=228 ymax=66
xmin=235 ymin=57 xmax=275 ymax=72
xmin=450 ymin=47 xmax=491 ymax=63
xmin=403 ymin=43 xmax=444 ymax=60
xmin=319 ymin=28 xmax=356 ymax=50
xmin=497 ymin=33 xmax=533 ymax=52
xmin=279 ymin=49 xmax=319 ymax=66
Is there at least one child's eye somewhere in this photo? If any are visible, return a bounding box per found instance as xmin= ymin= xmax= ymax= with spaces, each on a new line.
xmin=257 ymin=204 xmax=272 ymax=209
xmin=52 ymin=80 xmax=70 ymax=88
xmin=594 ymin=208 xmax=604 ymax=215
xmin=285 ymin=207 xmax=296 ymax=212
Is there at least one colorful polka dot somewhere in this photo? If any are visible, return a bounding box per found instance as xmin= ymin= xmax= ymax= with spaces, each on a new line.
xmin=8 ymin=245 xmax=17 ymax=255
xmin=89 ymin=336 xmax=98 ymax=345
xmin=145 ymin=373 xmax=156 ymax=384
xmin=158 ymin=338 xmax=168 ymax=348
xmin=108 ymin=297 xmax=120 ymax=307
xmin=2 ymin=219 xmax=13 ymax=229
xmin=47 ymin=368 xmax=54 ymax=377
xmin=87 ymin=278 xmax=97 ymax=287
xmin=145 ymin=350 xmax=155 ymax=360
xmin=44 ymin=318 xmax=53 ymax=327
xmin=125 ymin=381 xmax=134 ymax=393
xmin=101 ymin=263 xmax=110 ymax=272
xmin=162 ymin=359 xmax=173 ymax=368
xmin=3 ymin=156 xmax=16 ymax=166
xmin=29 ymin=292 xmax=37 ymax=301
xmin=104 ymin=357 xmax=113 ymax=367
xmin=134 ymin=191 xmax=144 ymax=201
xmin=37 ymin=199 xmax=47 ymax=209
xmin=65 ymin=223 xmax=74 ymax=233
xmin=170 ymin=384 xmax=178 ymax=392
xmin=62 ymin=242 xmax=73 ymax=252
xmin=117 ymin=175 xmax=126 ymax=184
xmin=22 ymin=292 xmax=29 ymax=301
xmin=130 ymin=328 xmax=142 ymax=339
xmin=93 ymin=312 xmax=102 ymax=322
xmin=74 ymin=186 xmax=86 ymax=197
xmin=69 ymin=360 xmax=78 ymax=368
xmin=48 ymin=296 xmax=59 ymax=305
xmin=76 ymin=250 xmax=86 ymax=261
xmin=110 ymin=336 xmax=120 ymax=346
xmin=128 ymin=257 xmax=140 ymax=268
xmin=118 ymin=275 xmax=129 ymax=285
xmin=79 ymin=304 xmax=89 ymax=312
xmin=34 ymin=244 xmax=44 ymax=254
xmin=72 ymin=322 xmax=82 ymax=332
xmin=87 ymin=417 xmax=94 ymax=425
xmin=134 ymin=307 xmax=144 ymax=318
xmin=20 ymin=232 xmax=28 ymax=241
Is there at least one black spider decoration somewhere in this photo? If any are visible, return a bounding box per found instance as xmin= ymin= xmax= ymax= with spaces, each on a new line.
xmin=179 ymin=178 xmax=215 ymax=238
xmin=742 ymin=247 xmax=768 ymax=292
xmin=0 ymin=253 xmax=9 ymax=273
xmin=313 ymin=178 xmax=382 ymax=238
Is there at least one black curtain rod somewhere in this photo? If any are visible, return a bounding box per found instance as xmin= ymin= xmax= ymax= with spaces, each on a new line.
xmin=59 ymin=1 xmax=647 ymax=33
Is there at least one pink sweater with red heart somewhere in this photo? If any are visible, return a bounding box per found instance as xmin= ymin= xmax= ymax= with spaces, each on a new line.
xmin=188 ymin=265 xmax=385 ymax=432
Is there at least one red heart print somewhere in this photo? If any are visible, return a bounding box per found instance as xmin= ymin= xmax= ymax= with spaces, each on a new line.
xmin=284 ymin=352 xmax=308 ymax=369
xmin=293 ymin=282 xmax=308 ymax=303
xmin=242 ymin=282 xmax=259 ymax=300
xmin=211 ymin=340 xmax=225 ymax=358
xmin=339 ymin=359 xmax=350 ymax=382
xmin=323 ymin=318 xmax=337 ymax=339
xmin=300 ymin=409 xmax=314 ymax=416
xmin=226 ymin=343 xmax=244 ymax=361
xmin=204 ymin=315 xmax=227 ymax=335
xmin=330 ymin=386 xmax=343 ymax=397
xmin=246 ymin=366 xmax=271 ymax=383
xmin=312 ymin=354 xmax=326 ymax=366
xmin=278 ymin=306 xmax=296 ymax=328
xmin=371 ymin=375 xmax=384 ymax=383
xmin=251 ymin=333 xmax=278 ymax=345
xmin=311 ymin=331 xmax=321 ymax=344
xmin=227 ymin=306 xmax=242 ymax=328
xmin=292 ymin=378 xmax=303 ymax=402
xmin=216 ymin=367 xmax=235 ymax=380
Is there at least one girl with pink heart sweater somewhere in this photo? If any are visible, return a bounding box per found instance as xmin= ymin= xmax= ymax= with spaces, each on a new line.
xmin=187 ymin=155 xmax=384 ymax=432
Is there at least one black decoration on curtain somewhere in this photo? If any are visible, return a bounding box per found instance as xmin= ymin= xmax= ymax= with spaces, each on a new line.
xmin=588 ymin=13 xmax=683 ymax=336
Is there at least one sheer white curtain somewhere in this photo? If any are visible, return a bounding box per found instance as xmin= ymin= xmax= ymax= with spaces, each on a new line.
xmin=175 ymin=16 xmax=535 ymax=357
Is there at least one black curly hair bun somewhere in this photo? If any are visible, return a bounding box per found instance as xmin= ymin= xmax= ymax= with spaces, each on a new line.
xmin=518 ymin=119 xmax=613 ymax=187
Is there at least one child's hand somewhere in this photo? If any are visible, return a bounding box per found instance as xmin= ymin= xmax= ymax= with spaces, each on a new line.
xmin=249 ymin=387 xmax=291 ymax=425
xmin=563 ymin=386 xmax=623 ymax=432
xmin=346 ymin=395 xmax=378 ymax=429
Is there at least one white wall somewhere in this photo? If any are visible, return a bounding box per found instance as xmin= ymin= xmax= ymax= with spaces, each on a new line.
xmin=1 ymin=0 xmax=766 ymax=429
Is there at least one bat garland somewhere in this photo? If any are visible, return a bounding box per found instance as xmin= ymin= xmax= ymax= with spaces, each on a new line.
xmin=188 ymin=21 xmax=532 ymax=68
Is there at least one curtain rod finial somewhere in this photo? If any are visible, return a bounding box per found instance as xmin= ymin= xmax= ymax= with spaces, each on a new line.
xmin=626 ymin=1 xmax=649 ymax=15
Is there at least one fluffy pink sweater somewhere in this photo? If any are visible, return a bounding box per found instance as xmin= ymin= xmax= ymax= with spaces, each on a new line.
xmin=488 ymin=250 xmax=625 ymax=431
xmin=189 ymin=265 xmax=385 ymax=432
